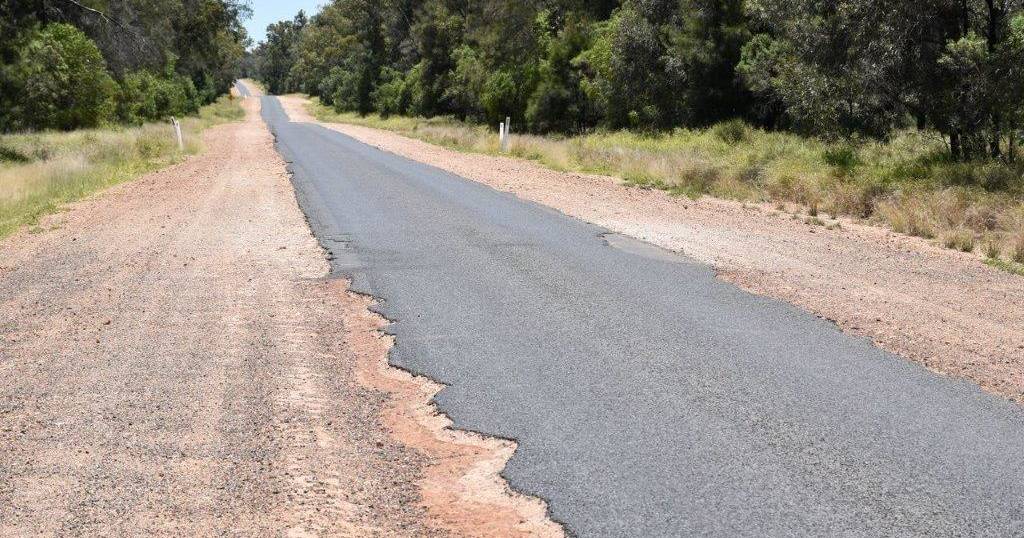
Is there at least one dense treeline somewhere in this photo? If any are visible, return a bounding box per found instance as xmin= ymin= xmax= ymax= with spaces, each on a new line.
xmin=254 ymin=0 xmax=1024 ymax=162
xmin=0 ymin=0 xmax=250 ymax=132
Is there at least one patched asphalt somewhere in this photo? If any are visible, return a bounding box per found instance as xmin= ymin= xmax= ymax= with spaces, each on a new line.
xmin=261 ymin=95 xmax=1024 ymax=537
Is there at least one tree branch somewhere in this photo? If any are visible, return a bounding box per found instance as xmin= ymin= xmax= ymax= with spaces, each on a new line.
xmin=50 ymin=0 xmax=159 ymax=54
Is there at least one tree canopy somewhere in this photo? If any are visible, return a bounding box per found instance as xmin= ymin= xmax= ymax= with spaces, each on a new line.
xmin=253 ymin=0 xmax=1024 ymax=162
xmin=1 ymin=0 xmax=250 ymax=131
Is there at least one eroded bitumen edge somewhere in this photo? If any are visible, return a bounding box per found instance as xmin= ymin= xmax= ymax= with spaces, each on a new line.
xmin=258 ymin=94 xmax=1024 ymax=536
xmin=262 ymin=92 xmax=1016 ymax=402
xmin=260 ymin=98 xmax=572 ymax=535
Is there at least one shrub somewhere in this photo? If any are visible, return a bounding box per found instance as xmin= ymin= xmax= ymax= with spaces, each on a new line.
xmin=481 ymin=70 xmax=525 ymax=126
xmin=713 ymin=119 xmax=749 ymax=144
xmin=0 ymin=145 xmax=30 ymax=163
xmin=6 ymin=24 xmax=117 ymax=131
xmin=118 ymin=70 xmax=201 ymax=124
xmin=823 ymin=145 xmax=860 ymax=173
xmin=152 ymin=73 xmax=200 ymax=118
xmin=373 ymin=68 xmax=412 ymax=118
xmin=444 ymin=45 xmax=487 ymax=121
xmin=527 ymin=82 xmax=576 ymax=133
xmin=325 ymin=63 xmax=363 ymax=113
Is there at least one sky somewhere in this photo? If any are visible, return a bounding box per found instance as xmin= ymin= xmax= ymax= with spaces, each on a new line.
xmin=244 ymin=0 xmax=324 ymax=46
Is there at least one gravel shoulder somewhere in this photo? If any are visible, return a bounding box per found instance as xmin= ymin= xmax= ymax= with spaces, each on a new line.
xmin=277 ymin=95 xmax=1024 ymax=404
xmin=0 ymin=97 xmax=434 ymax=535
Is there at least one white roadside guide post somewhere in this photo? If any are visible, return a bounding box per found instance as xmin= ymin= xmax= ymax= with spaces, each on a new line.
xmin=498 ymin=116 xmax=512 ymax=153
xmin=170 ymin=117 xmax=184 ymax=151
xmin=503 ymin=116 xmax=512 ymax=152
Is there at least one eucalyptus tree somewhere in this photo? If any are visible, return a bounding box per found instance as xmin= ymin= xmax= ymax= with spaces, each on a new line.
xmin=740 ymin=0 xmax=1024 ymax=160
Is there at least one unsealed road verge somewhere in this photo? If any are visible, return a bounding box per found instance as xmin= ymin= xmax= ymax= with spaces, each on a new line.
xmin=0 ymin=93 xmax=545 ymax=535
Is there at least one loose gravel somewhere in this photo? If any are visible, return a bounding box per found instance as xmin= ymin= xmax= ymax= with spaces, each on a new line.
xmin=0 ymin=97 xmax=436 ymax=536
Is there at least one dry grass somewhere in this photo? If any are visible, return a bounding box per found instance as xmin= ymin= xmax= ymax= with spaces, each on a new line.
xmin=942 ymin=228 xmax=976 ymax=253
xmin=1013 ymin=233 xmax=1024 ymax=264
xmin=984 ymin=238 xmax=1003 ymax=259
xmin=0 ymin=95 xmax=243 ymax=239
xmin=309 ymin=99 xmax=1024 ymax=268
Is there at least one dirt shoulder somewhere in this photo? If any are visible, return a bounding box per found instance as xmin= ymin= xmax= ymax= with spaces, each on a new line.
xmin=0 ymin=95 xmax=548 ymax=535
xmin=279 ymin=99 xmax=1024 ymax=404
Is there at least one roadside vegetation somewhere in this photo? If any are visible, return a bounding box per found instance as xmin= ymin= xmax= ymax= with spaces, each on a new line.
xmin=255 ymin=0 xmax=1024 ymax=274
xmin=2 ymin=2 xmax=249 ymax=133
xmin=0 ymin=96 xmax=244 ymax=239
xmin=0 ymin=2 xmax=251 ymax=239
xmin=310 ymin=100 xmax=1024 ymax=270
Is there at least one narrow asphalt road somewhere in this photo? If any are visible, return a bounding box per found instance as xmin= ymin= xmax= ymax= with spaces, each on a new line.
xmin=261 ymin=95 xmax=1024 ymax=537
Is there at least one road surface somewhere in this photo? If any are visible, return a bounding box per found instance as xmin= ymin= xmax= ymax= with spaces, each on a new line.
xmin=261 ymin=94 xmax=1024 ymax=536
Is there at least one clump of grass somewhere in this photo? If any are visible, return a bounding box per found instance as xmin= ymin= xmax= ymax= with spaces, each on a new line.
xmin=1012 ymin=234 xmax=1024 ymax=264
xmin=198 ymin=95 xmax=246 ymax=125
xmin=942 ymin=228 xmax=975 ymax=252
xmin=713 ymin=119 xmax=749 ymax=145
xmin=808 ymin=199 xmax=820 ymax=217
xmin=806 ymin=216 xmax=826 ymax=226
xmin=876 ymin=195 xmax=937 ymax=239
xmin=0 ymin=145 xmax=30 ymax=163
xmin=0 ymin=95 xmax=243 ymax=239
xmin=823 ymin=144 xmax=860 ymax=174
xmin=985 ymin=257 xmax=1024 ymax=276
xmin=983 ymin=238 xmax=1002 ymax=259
xmin=939 ymin=161 xmax=1023 ymax=191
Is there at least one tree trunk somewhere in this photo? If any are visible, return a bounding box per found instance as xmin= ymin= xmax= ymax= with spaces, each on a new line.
xmin=991 ymin=114 xmax=1003 ymax=159
xmin=950 ymin=130 xmax=963 ymax=161
xmin=962 ymin=0 xmax=970 ymax=36
xmin=1010 ymin=121 xmax=1019 ymax=163
xmin=986 ymin=0 xmax=999 ymax=50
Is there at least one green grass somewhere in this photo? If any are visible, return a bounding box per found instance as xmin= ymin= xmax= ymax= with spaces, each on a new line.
xmin=0 ymin=95 xmax=244 ymax=239
xmin=196 ymin=95 xmax=246 ymax=125
xmin=985 ymin=257 xmax=1024 ymax=276
xmin=309 ymin=98 xmax=1024 ymax=263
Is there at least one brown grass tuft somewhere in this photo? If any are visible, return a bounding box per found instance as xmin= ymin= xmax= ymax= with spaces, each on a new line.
xmin=942 ymin=228 xmax=976 ymax=253
xmin=1012 ymin=234 xmax=1024 ymax=264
